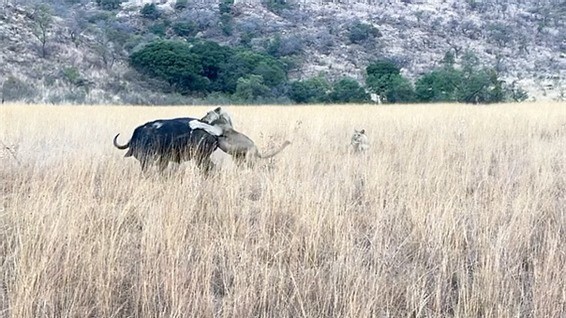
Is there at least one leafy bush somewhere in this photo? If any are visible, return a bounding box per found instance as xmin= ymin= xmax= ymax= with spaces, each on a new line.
xmin=129 ymin=40 xmax=288 ymax=96
xmin=415 ymin=67 xmax=462 ymax=102
xmin=349 ymin=21 xmax=381 ymax=44
xmin=366 ymin=59 xmax=414 ymax=103
xmin=414 ymin=51 xmax=526 ymax=104
xmin=329 ymin=78 xmax=368 ymax=103
xmin=264 ymin=0 xmax=289 ymax=14
xmin=130 ymin=40 xmax=208 ymax=94
xmin=234 ymin=75 xmax=272 ymax=102
xmin=2 ymin=76 xmax=37 ymax=102
xmin=95 ymin=0 xmax=122 ymax=10
xmin=219 ymin=0 xmax=234 ymax=15
xmin=219 ymin=50 xmax=286 ymax=93
xmin=220 ymin=13 xmax=233 ymax=36
xmin=149 ymin=22 xmax=167 ymax=37
xmin=267 ymin=35 xmax=303 ymax=57
xmin=62 ymin=67 xmax=81 ymax=85
xmin=140 ymin=3 xmax=160 ymax=20
xmin=174 ymin=0 xmax=188 ymax=11
xmin=289 ymin=77 xmax=330 ymax=103
xmin=172 ymin=21 xmax=196 ymax=37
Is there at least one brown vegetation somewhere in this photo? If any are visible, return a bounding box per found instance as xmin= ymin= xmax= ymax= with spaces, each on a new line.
xmin=0 ymin=103 xmax=564 ymax=317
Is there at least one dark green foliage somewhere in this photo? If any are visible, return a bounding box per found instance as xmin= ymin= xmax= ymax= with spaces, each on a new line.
xmin=289 ymin=77 xmax=330 ymax=103
xmin=189 ymin=41 xmax=233 ymax=91
xmin=414 ymin=51 xmax=526 ymax=104
xmin=172 ymin=21 xmax=196 ymax=37
xmin=219 ymin=0 xmax=234 ymax=14
xmin=31 ymin=4 xmax=53 ymax=58
xmin=264 ymin=0 xmax=289 ymax=14
xmin=366 ymin=59 xmax=414 ymax=103
xmin=140 ymin=3 xmax=160 ymax=20
xmin=329 ymin=78 xmax=368 ymax=103
xmin=129 ymin=40 xmax=287 ymax=97
xmin=219 ymin=50 xmax=286 ymax=93
xmin=234 ymin=75 xmax=272 ymax=102
xmin=386 ymin=76 xmax=415 ymax=103
xmin=507 ymin=82 xmax=529 ymax=102
xmin=175 ymin=0 xmax=188 ymax=11
xmin=130 ymin=40 xmax=208 ymax=93
xmin=349 ymin=21 xmax=381 ymax=44
xmin=266 ymin=35 xmax=282 ymax=57
xmin=149 ymin=22 xmax=167 ymax=37
xmin=2 ymin=76 xmax=37 ymax=102
xmin=415 ymin=67 xmax=462 ymax=102
xmin=96 ymin=0 xmax=122 ymax=10
xmin=62 ymin=67 xmax=81 ymax=85
xmin=220 ymin=13 xmax=234 ymax=35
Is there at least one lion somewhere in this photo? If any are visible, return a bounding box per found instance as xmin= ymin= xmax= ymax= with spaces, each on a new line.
xmin=191 ymin=107 xmax=291 ymax=164
xmin=351 ymin=129 xmax=370 ymax=152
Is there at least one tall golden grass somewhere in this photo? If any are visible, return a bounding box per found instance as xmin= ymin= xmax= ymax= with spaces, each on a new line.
xmin=0 ymin=103 xmax=565 ymax=317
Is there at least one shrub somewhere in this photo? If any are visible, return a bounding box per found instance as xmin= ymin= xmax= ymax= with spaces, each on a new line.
xmin=174 ymin=0 xmax=188 ymax=11
xmin=219 ymin=0 xmax=234 ymax=15
xmin=129 ymin=40 xmax=208 ymax=94
xmin=234 ymin=75 xmax=272 ymax=102
xmin=95 ymin=0 xmax=122 ymax=10
xmin=219 ymin=50 xmax=287 ymax=93
xmin=2 ymin=76 xmax=37 ymax=102
xmin=366 ymin=59 xmax=414 ymax=103
xmin=172 ymin=21 xmax=196 ymax=37
xmin=140 ymin=3 xmax=160 ymax=20
xmin=329 ymin=78 xmax=368 ymax=103
xmin=349 ymin=21 xmax=381 ymax=44
xmin=289 ymin=77 xmax=330 ymax=103
xmin=220 ymin=13 xmax=233 ymax=36
xmin=415 ymin=67 xmax=462 ymax=102
xmin=264 ymin=0 xmax=289 ymax=14
xmin=149 ymin=22 xmax=167 ymax=37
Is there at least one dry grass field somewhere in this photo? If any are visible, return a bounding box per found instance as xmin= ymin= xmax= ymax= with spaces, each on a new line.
xmin=0 ymin=103 xmax=565 ymax=317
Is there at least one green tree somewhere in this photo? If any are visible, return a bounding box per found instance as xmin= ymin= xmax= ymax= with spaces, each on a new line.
xmin=366 ymin=59 xmax=414 ymax=103
xmin=95 ymin=0 xmax=122 ymax=10
xmin=415 ymin=67 xmax=462 ymax=102
xmin=130 ymin=40 xmax=208 ymax=93
xmin=189 ymin=41 xmax=233 ymax=91
xmin=386 ymin=76 xmax=415 ymax=103
xmin=264 ymin=0 xmax=289 ymax=14
xmin=175 ymin=0 xmax=188 ymax=10
xmin=329 ymin=78 xmax=368 ymax=103
xmin=349 ymin=21 xmax=381 ymax=44
xmin=140 ymin=3 xmax=160 ymax=20
xmin=219 ymin=50 xmax=286 ymax=93
xmin=234 ymin=75 xmax=272 ymax=102
xmin=172 ymin=21 xmax=196 ymax=37
xmin=289 ymin=77 xmax=330 ymax=104
xmin=32 ymin=4 xmax=53 ymax=58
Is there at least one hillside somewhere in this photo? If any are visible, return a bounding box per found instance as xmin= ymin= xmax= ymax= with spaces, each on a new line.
xmin=0 ymin=0 xmax=564 ymax=104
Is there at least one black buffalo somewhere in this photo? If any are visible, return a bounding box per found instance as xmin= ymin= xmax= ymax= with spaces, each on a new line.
xmin=113 ymin=117 xmax=218 ymax=173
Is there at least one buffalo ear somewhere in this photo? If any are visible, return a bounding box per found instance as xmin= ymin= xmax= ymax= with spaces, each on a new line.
xmin=360 ymin=129 xmax=365 ymax=134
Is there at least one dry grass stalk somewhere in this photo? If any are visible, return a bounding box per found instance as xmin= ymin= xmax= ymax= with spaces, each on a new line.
xmin=0 ymin=103 xmax=564 ymax=317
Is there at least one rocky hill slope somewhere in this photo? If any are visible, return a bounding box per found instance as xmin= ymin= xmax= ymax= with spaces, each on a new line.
xmin=0 ymin=0 xmax=564 ymax=104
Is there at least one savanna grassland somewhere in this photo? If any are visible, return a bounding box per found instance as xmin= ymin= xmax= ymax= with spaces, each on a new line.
xmin=0 ymin=103 xmax=565 ymax=318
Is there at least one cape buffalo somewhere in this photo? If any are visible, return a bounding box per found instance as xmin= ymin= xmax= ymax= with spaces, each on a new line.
xmin=113 ymin=117 xmax=218 ymax=173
